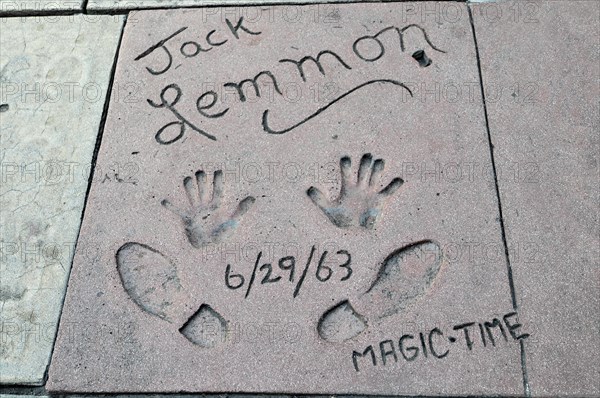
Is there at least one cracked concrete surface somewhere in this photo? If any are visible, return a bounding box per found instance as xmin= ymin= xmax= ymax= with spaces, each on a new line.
xmin=0 ymin=14 xmax=124 ymax=384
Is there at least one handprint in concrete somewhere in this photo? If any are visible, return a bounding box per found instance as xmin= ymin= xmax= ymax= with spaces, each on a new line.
xmin=161 ymin=169 xmax=255 ymax=248
xmin=307 ymin=153 xmax=403 ymax=229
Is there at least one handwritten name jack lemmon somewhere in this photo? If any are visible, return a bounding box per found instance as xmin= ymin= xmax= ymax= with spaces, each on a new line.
xmin=135 ymin=16 xmax=445 ymax=144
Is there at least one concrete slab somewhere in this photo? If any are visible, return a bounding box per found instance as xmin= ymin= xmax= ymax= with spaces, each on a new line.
xmin=0 ymin=0 xmax=81 ymax=14
xmin=472 ymin=1 xmax=600 ymax=397
xmin=47 ymin=4 xmax=526 ymax=394
xmin=0 ymin=14 xmax=124 ymax=384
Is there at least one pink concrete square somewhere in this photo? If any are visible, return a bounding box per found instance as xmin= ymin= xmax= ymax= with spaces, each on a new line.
xmin=48 ymin=3 xmax=527 ymax=394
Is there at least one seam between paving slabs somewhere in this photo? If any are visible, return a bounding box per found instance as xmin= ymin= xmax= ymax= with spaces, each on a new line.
xmin=0 ymin=9 xmax=82 ymax=17
xmin=0 ymin=0 xmax=469 ymax=17
xmin=1 ymin=2 xmax=473 ymax=18
xmin=84 ymin=0 xmax=468 ymax=14
xmin=0 ymin=390 xmax=527 ymax=398
xmin=467 ymin=4 xmax=530 ymax=398
xmin=39 ymin=12 xmax=129 ymax=389
xmin=3 ymin=0 xmax=599 ymax=18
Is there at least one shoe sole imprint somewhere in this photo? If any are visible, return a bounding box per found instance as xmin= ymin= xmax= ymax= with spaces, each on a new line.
xmin=116 ymin=242 xmax=228 ymax=347
xmin=318 ymin=240 xmax=443 ymax=342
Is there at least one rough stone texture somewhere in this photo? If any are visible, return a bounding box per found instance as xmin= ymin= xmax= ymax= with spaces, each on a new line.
xmin=48 ymin=4 xmax=525 ymax=394
xmin=0 ymin=15 xmax=124 ymax=384
xmin=0 ymin=0 xmax=82 ymax=14
xmin=472 ymin=1 xmax=600 ymax=397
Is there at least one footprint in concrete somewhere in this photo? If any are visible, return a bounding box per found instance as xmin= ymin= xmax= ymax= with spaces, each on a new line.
xmin=317 ymin=240 xmax=443 ymax=342
xmin=307 ymin=154 xmax=403 ymax=229
xmin=162 ymin=169 xmax=256 ymax=249
xmin=116 ymin=242 xmax=227 ymax=347
xmin=179 ymin=304 xmax=228 ymax=348
xmin=318 ymin=300 xmax=368 ymax=343
xmin=116 ymin=242 xmax=183 ymax=322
